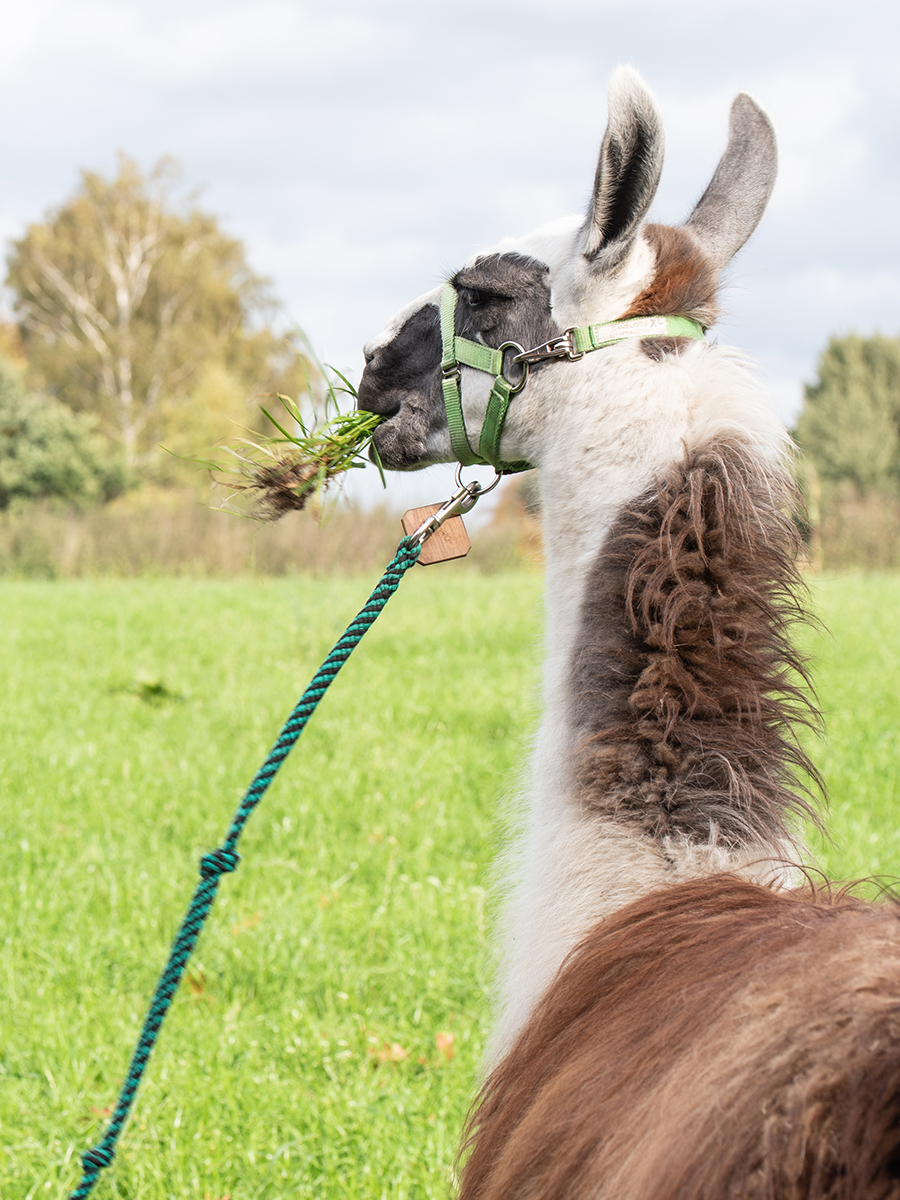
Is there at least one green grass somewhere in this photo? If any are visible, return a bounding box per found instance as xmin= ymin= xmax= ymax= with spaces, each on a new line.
xmin=802 ymin=575 xmax=900 ymax=880
xmin=2 ymin=569 xmax=899 ymax=1198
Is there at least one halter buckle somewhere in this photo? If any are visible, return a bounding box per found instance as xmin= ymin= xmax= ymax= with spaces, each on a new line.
xmin=513 ymin=330 xmax=583 ymax=366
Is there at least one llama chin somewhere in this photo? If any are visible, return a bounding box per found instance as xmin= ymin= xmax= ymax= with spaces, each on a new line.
xmin=359 ymin=64 xmax=900 ymax=1200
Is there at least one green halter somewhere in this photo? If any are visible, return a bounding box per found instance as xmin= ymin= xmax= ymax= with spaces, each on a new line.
xmin=439 ymin=281 xmax=707 ymax=475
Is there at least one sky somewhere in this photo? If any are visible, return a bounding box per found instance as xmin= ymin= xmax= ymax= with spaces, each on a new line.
xmin=1 ymin=0 xmax=899 ymax=509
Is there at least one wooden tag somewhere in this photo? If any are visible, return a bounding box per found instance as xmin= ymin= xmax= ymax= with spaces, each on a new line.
xmin=401 ymin=504 xmax=471 ymax=565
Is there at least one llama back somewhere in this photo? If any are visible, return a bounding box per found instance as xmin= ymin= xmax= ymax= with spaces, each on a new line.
xmin=461 ymin=876 xmax=900 ymax=1200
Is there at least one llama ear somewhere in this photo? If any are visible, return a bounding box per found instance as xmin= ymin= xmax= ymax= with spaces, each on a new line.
xmin=582 ymin=67 xmax=665 ymax=268
xmin=685 ymin=94 xmax=777 ymax=271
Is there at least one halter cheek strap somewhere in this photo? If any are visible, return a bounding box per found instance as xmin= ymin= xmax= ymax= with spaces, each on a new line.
xmin=440 ymin=284 xmax=532 ymax=474
xmin=439 ymin=281 xmax=707 ymax=475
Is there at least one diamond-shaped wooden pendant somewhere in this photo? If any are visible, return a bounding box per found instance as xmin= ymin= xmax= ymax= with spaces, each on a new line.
xmin=401 ymin=504 xmax=471 ymax=565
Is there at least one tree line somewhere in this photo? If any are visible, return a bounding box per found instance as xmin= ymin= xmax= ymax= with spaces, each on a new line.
xmin=795 ymin=334 xmax=900 ymax=493
xmin=793 ymin=335 xmax=900 ymax=567
xmin=2 ymin=155 xmax=900 ymax=568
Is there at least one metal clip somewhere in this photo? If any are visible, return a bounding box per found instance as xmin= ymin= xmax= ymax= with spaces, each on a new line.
xmin=513 ymin=330 xmax=583 ymax=366
xmin=408 ymin=467 xmax=501 ymax=547
xmin=409 ymin=482 xmax=481 ymax=547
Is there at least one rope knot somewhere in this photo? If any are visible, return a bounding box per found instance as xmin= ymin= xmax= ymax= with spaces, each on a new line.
xmin=200 ymin=847 xmax=240 ymax=881
xmin=82 ymin=1144 xmax=114 ymax=1172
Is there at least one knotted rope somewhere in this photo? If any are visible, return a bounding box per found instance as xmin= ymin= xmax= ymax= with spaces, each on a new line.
xmin=68 ymin=536 xmax=422 ymax=1198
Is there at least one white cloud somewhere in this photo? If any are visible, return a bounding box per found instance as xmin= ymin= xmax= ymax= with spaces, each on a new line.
xmin=0 ymin=0 xmax=379 ymax=85
xmin=0 ymin=0 xmax=898 ymax=445
xmin=761 ymin=72 xmax=865 ymax=210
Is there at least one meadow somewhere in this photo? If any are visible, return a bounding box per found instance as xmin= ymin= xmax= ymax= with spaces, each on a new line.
xmin=1 ymin=566 xmax=899 ymax=1198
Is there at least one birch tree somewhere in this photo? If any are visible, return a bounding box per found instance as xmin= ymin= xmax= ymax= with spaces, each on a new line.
xmin=6 ymin=156 xmax=311 ymax=465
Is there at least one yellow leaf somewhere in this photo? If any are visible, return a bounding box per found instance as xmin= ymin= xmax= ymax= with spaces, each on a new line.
xmin=378 ymin=1042 xmax=408 ymax=1062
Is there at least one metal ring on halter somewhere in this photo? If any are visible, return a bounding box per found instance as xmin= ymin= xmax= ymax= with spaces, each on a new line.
xmin=409 ymin=466 xmax=501 ymax=546
xmin=455 ymin=464 xmax=502 ymax=496
xmin=496 ymin=342 xmax=529 ymax=394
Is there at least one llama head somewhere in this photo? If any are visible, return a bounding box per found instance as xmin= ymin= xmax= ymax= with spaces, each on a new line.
xmin=358 ymin=67 xmax=777 ymax=474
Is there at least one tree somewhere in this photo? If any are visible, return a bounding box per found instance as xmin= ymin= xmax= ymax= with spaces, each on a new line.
xmin=0 ymin=358 xmax=126 ymax=509
xmin=794 ymin=334 xmax=900 ymax=493
xmin=5 ymin=155 xmax=313 ymax=466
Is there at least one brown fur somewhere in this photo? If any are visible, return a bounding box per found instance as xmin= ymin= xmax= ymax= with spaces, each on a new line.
xmin=624 ymin=223 xmax=720 ymax=329
xmin=461 ymin=875 xmax=900 ymax=1200
xmin=570 ymin=438 xmax=820 ymax=849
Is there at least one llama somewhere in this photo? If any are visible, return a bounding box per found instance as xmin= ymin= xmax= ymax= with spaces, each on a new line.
xmin=357 ymin=69 xmax=900 ymax=1198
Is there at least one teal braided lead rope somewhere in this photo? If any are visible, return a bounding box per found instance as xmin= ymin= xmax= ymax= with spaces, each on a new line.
xmin=68 ymin=536 xmax=422 ymax=1199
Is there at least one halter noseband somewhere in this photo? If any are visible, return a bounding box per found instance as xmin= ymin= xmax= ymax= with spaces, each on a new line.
xmin=439 ymin=281 xmax=707 ymax=475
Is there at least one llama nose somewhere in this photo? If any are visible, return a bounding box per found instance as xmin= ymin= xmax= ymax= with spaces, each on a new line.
xmin=356 ymin=367 xmax=401 ymax=417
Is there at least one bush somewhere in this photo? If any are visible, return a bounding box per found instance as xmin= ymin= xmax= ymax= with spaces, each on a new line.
xmin=0 ymin=489 xmax=527 ymax=578
xmin=0 ymin=359 xmax=128 ymax=509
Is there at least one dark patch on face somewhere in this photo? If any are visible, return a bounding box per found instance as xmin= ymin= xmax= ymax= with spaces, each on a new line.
xmin=568 ymin=438 xmax=821 ymax=849
xmin=358 ymin=253 xmax=557 ymax=470
xmin=356 ymin=302 xmax=442 ymax=469
xmin=450 ymin=254 xmax=558 ymax=358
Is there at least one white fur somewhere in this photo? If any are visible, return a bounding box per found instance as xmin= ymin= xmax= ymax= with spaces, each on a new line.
xmin=487 ymin=322 xmax=796 ymax=1060
xmin=469 ymin=216 xmax=658 ymax=333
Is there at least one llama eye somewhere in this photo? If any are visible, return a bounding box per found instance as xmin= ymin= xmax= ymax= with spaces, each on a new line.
xmin=461 ymin=287 xmax=487 ymax=309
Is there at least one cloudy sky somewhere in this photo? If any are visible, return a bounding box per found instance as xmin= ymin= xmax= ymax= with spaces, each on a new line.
xmin=1 ymin=0 xmax=898 ymax=508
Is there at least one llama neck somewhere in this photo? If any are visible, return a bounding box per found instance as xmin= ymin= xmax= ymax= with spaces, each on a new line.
xmin=528 ymin=366 xmax=706 ymax=804
xmin=491 ymin=351 xmax=815 ymax=1060
xmin=530 ymin=435 xmax=663 ymax=802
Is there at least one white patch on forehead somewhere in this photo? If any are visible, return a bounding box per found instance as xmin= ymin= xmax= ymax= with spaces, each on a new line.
xmin=363 ymin=285 xmax=441 ymax=360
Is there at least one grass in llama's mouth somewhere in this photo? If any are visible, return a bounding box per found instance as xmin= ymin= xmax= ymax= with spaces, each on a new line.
xmin=204 ymin=371 xmax=385 ymax=520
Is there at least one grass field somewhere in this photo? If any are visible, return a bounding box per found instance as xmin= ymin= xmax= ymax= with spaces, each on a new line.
xmin=1 ymin=567 xmax=899 ymax=1198
xmin=803 ymin=575 xmax=900 ymax=879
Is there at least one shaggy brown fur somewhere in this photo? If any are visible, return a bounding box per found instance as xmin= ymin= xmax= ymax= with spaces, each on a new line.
xmin=624 ymin=223 xmax=720 ymax=329
xmin=460 ymin=875 xmax=900 ymax=1200
xmin=570 ymin=438 xmax=819 ymax=849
